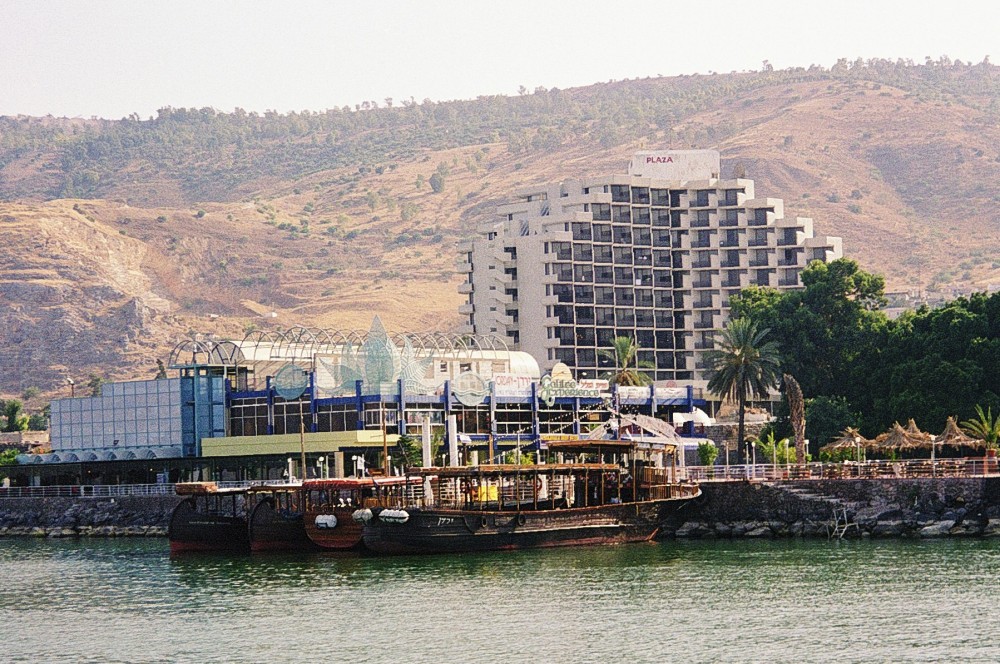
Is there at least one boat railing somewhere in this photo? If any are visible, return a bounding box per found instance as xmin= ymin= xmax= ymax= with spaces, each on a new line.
xmin=682 ymin=456 xmax=1000 ymax=482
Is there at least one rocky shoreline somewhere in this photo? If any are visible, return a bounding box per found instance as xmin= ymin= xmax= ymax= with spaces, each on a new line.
xmin=0 ymin=525 xmax=168 ymax=538
xmin=0 ymin=495 xmax=181 ymax=539
xmin=663 ymin=476 xmax=1000 ymax=539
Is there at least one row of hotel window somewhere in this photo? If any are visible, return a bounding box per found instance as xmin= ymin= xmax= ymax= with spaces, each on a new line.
xmin=562 ymin=224 xmax=792 ymax=246
xmin=544 ymin=265 xmax=785 ymax=287
xmin=572 ymin=205 xmax=769 ymax=226
xmin=584 ymin=186 xmax=744 ymax=207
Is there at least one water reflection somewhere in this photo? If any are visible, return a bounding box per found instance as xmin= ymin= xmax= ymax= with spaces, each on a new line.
xmin=2 ymin=538 xmax=1000 ymax=663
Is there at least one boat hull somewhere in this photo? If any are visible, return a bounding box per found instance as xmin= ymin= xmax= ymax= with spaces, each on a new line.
xmin=303 ymin=508 xmax=365 ymax=551
xmin=248 ymin=498 xmax=315 ymax=553
xmin=168 ymin=497 xmax=249 ymax=554
xmin=361 ymin=500 xmax=681 ymax=555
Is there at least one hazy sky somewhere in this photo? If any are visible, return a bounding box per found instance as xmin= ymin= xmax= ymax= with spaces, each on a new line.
xmin=1 ymin=0 xmax=996 ymax=119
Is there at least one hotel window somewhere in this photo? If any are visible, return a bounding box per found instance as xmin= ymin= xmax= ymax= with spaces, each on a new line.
xmin=631 ymin=187 xmax=650 ymax=205
xmin=614 ymin=287 xmax=635 ymax=306
xmin=574 ymin=285 xmax=594 ymax=303
xmin=692 ymin=210 xmax=711 ymax=227
xmin=592 ymin=204 xmax=612 ymax=221
xmin=573 ymin=243 xmax=593 ymax=261
xmin=593 ymin=245 xmax=613 ymax=263
xmin=720 ymin=209 xmax=740 ymax=226
xmin=722 ymin=189 xmax=742 ymax=206
xmin=693 ymin=190 xmax=710 ymax=207
xmin=612 ymin=226 xmax=632 ymax=244
xmin=612 ymin=205 xmax=631 ymax=223
xmin=634 ymin=227 xmax=651 ymax=245
xmin=573 ymin=265 xmax=593 ymax=283
xmin=572 ymin=223 xmax=592 ymax=240
xmin=593 ymin=224 xmax=613 ymax=243
xmin=632 ymin=207 xmax=650 ymax=225
xmin=651 ymin=189 xmax=670 ymax=206
xmin=611 ymin=185 xmax=630 ymax=202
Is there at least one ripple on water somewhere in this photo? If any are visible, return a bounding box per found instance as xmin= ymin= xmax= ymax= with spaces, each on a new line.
xmin=2 ymin=538 xmax=999 ymax=663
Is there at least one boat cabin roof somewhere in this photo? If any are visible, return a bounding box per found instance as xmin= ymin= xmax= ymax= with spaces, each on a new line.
xmin=174 ymin=482 xmax=247 ymax=496
xmin=405 ymin=463 xmax=621 ymax=478
xmin=546 ymin=438 xmax=677 ymax=453
xmin=302 ymin=476 xmax=418 ymax=490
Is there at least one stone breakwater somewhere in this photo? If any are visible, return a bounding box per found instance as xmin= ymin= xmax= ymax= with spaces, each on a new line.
xmin=0 ymin=496 xmax=183 ymax=538
xmin=665 ymin=477 xmax=1000 ymax=539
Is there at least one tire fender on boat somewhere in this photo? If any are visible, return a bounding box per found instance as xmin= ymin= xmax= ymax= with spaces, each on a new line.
xmin=516 ymin=513 xmax=526 ymax=526
xmin=379 ymin=509 xmax=410 ymax=524
xmin=314 ymin=514 xmax=338 ymax=529
xmin=352 ymin=508 xmax=373 ymax=523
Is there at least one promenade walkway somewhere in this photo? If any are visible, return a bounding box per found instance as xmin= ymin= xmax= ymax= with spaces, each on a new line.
xmin=683 ymin=457 xmax=999 ymax=482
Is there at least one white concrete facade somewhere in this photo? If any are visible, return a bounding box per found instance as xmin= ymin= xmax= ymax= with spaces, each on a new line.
xmin=458 ymin=151 xmax=842 ymax=381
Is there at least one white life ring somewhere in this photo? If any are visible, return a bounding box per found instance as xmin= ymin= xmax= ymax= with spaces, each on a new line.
xmin=352 ymin=508 xmax=373 ymax=523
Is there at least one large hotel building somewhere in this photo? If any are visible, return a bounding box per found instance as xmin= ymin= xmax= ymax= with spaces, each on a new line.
xmin=458 ymin=150 xmax=843 ymax=382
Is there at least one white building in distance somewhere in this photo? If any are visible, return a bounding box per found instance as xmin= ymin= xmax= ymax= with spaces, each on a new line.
xmin=458 ymin=150 xmax=842 ymax=382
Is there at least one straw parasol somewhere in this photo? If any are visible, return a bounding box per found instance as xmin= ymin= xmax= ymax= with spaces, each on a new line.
xmin=821 ymin=427 xmax=874 ymax=462
xmin=935 ymin=416 xmax=986 ymax=450
xmin=904 ymin=419 xmax=934 ymax=446
xmin=872 ymin=421 xmax=926 ymax=453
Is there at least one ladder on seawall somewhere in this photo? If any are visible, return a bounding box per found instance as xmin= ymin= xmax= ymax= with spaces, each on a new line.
xmin=828 ymin=507 xmax=858 ymax=540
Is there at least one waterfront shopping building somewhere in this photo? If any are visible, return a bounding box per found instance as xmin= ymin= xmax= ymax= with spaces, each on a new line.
xmin=458 ymin=150 xmax=842 ymax=380
xmin=12 ymin=319 xmax=706 ymax=486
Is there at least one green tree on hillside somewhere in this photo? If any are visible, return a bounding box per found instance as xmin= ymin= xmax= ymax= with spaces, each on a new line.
xmin=429 ymin=172 xmax=445 ymax=193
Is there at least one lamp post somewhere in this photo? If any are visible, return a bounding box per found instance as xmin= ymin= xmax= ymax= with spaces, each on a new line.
xmin=317 ymin=456 xmax=326 ymax=480
xmin=751 ymin=440 xmax=757 ymax=478
xmin=67 ymin=377 xmax=75 ymax=397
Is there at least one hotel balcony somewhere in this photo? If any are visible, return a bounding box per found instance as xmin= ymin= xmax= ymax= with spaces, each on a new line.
xmin=458 ymin=303 xmax=474 ymax=315
xmin=458 ymin=282 xmax=474 ymax=294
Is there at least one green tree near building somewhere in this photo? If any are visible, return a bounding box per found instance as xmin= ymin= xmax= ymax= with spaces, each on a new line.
xmin=599 ymin=336 xmax=652 ymax=386
xmin=2 ymin=400 xmax=28 ymax=433
xmin=704 ymin=318 xmax=782 ymax=456
xmin=87 ymin=374 xmax=105 ymax=397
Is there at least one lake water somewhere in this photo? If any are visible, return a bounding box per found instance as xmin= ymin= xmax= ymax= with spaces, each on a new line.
xmin=1 ymin=537 xmax=998 ymax=663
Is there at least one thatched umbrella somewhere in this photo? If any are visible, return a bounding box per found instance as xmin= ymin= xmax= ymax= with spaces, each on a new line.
xmin=820 ymin=427 xmax=874 ymax=463
xmin=904 ymin=419 xmax=934 ymax=446
xmin=873 ymin=422 xmax=925 ymax=453
xmin=935 ymin=416 xmax=987 ymax=450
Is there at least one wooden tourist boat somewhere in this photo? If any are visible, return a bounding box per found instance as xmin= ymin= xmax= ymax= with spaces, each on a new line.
xmin=360 ymin=440 xmax=700 ymax=555
xmin=303 ymin=476 xmax=423 ymax=552
xmin=246 ymin=483 xmax=316 ymax=553
xmin=168 ymin=482 xmax=250 ymax=554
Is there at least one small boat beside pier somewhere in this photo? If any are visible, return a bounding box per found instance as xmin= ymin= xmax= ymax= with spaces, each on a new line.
xmin=168 ymin=482 xmax=250 ymax=554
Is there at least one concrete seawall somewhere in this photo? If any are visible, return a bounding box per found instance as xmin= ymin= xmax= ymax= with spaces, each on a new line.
xmin=0 ymin=496 xmax=183 ymax=538
xmin=665 ymin=477 xmax=1000 ymax=538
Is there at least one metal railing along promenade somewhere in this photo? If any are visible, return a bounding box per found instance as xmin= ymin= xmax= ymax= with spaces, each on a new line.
xmin=682 ymin=457 xmax=999 ymax=482
xmin=0 ymin=481 xmax=270 ymax=500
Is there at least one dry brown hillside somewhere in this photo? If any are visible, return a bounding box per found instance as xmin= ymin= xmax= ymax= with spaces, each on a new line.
xmin=2 ymin=63 xmax=999 ymax=399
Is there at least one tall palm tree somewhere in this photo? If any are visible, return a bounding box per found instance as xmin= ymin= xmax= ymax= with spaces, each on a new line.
xmin=704 ymin=318 xmax=781 ymax=457
xmin=599 ymin=336 xmax=652 ymax=386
